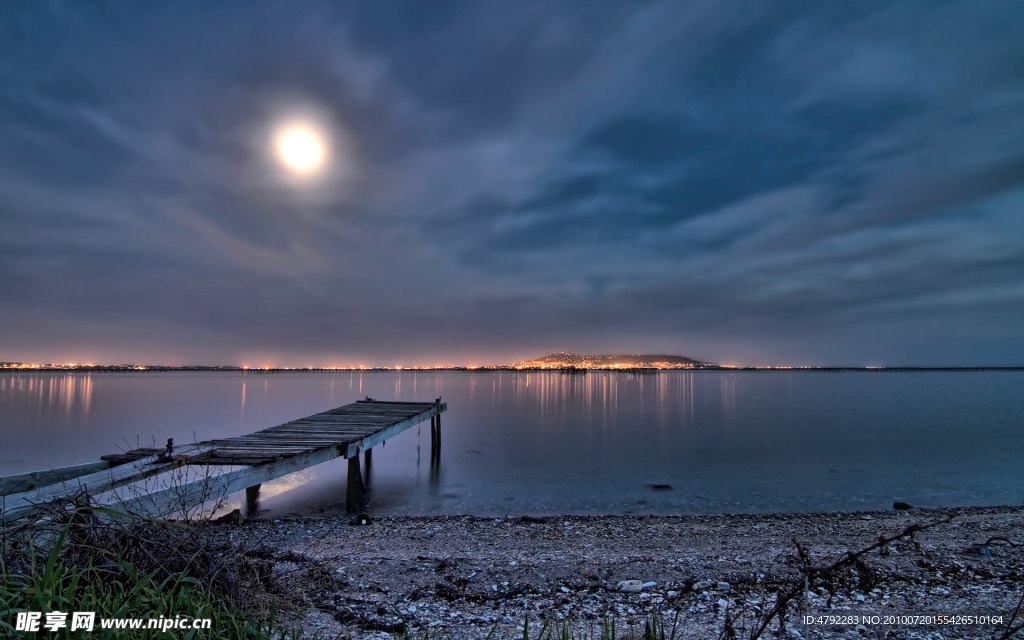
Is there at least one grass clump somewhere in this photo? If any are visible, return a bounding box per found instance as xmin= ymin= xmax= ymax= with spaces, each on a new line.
xmin=1 ymin=507 xmax=282 ymax=639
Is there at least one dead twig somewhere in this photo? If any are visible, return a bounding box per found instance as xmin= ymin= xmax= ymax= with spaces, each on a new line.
xmin=994 ymin=589 xmax=1024 ymax=640
xmin=746 ymin=514 xmax=956 ymax=640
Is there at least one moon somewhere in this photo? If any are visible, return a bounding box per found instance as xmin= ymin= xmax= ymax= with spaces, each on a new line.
xmin=274 ymin=125 xmax=327 ymax=174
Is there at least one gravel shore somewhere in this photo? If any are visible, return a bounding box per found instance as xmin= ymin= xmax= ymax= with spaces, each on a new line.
xmin=215 ymin=506 xmax=1024 ymax=639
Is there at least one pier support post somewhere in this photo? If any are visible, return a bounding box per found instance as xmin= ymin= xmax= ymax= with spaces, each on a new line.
xmin=245 ymin=484 xmax=261 ymax=514
xmin=429 ymin=412 xmax=442 ymax=468
xmin=363 ymin=448 xmax=372 ymax=488
xmin=347 ymin=454 xmax=366 ymax=512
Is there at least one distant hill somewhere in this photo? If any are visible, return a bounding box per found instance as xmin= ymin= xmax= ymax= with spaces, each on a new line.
xmin=511 ymin=351 xmax=715 ymax=368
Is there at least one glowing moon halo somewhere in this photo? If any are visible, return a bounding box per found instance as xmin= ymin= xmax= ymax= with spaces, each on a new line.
xmin=274 ymin=126 xmax=326 ymax=173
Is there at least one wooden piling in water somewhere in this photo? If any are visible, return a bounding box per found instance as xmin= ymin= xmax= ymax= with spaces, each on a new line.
xmin=347 ymin=453 xmax=365 ymax=512
xmin=245 ymin=484 xmax=261 ymax=514
xmin=363 ymin=447 xmax=372 ymax=487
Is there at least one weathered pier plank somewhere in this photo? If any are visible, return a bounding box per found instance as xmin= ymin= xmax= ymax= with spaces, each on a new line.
xmin=110 ymin=444 xmax=351 ymax=517
xmin=1 ymin=398 xmax=446 ymax=520
xmin=1 ymin=444 xmax=215 ymax=519
xmin=0 ymin=461 xmax=113 ymax=496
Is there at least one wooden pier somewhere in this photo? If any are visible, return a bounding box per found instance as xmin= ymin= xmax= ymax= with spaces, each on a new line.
xmin=0 ymin=398 xmax=446 ymax=521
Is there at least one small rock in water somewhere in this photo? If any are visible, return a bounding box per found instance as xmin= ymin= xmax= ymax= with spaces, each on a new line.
xmin=692 ymin=580 xmax=713 ymax=591
xmin=893 ymin=501 xmax=913 ymax=510
xmin=641 ymin=581 xmax=657 ymax=589
xmin=617 ymin=580 xmax=643 ymax=593
xmin=717 ymin=598 xmax=729 ymax=608
xmin=717 ymin=582 xmax=731 ymax=591
xmin=348 ymin=513 xmax=372 ymax=526
xmin=560 ymin=586 xmax=570 ymax=593
xmin=968 ymin=544 xmax=993 ymax=557
xmin=650 ymin=484 xmax=672 ymax=490
xmin=697 ymin=592 xmax=710 ymax=601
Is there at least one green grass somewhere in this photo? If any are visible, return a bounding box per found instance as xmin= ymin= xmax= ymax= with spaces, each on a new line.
xmin=1 ymin=524 xmax=281 ymax=639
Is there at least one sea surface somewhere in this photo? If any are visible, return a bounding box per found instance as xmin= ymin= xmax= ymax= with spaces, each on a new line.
xmin=1 ymin=370 xmax=1022 ymax=518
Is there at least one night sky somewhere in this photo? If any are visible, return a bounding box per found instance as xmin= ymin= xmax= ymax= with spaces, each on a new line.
xmin=2 ymin=1 xmax=1023 ymax=367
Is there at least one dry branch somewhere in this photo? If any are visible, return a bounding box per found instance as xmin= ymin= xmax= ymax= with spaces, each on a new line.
xmin=746 ymin=514 xmax=956 ymax=640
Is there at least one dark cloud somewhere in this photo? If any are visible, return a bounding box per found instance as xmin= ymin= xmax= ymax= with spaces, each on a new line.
xmin=1 ymin=0 xmax=1023 ymax=366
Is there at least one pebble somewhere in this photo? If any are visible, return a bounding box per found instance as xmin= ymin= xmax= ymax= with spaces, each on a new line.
xmin=202 ymin=508 xmax=1020 ymax=639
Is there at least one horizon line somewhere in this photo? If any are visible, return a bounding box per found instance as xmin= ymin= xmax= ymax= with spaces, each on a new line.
xmin=2 ymin=363 xmax=1023 ymax=372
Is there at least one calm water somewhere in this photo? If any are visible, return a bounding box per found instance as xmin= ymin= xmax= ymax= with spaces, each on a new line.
xmin=1 ymin=370 xmax=1022 ymax=517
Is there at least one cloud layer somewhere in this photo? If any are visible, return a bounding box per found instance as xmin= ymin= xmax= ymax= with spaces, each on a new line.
xmin=2 ymin=1 xmax=1023 ymax=365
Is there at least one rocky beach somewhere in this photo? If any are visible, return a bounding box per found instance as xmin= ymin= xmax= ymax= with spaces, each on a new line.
xmin=209 ymin=505 xmax=1024 ymax=639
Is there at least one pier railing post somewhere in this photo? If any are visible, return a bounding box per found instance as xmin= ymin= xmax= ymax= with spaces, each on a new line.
xmin=347 ymin=452 xmax=366 ymax=512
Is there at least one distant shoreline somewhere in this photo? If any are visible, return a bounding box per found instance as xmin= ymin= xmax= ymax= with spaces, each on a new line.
xmin=3 ymin=365 xmax=1023 ymax=373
